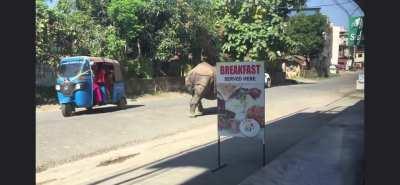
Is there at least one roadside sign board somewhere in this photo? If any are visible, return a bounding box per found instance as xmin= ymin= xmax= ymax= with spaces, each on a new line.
xmin=348 ymin=16 xmax=363 ymax=47
xmin=216 ymin=62 xmax=265 ymax=140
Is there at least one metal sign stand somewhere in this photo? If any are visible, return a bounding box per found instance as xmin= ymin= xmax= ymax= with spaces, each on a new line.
xmin=212 ymin=132 xmax=227 ymax=173
xmin=212 ymin=128 xmax=266 ymax=173
xmin=262 ymin=129 xmax=266 ymax=166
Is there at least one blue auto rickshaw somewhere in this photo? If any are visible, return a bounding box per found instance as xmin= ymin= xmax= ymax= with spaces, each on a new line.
xmin=55 ymin=56 xmax=127 ymax=117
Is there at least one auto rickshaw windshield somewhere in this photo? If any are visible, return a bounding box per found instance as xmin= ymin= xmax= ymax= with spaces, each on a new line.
xmin=57 ymin=63 xmax=84 ymax=77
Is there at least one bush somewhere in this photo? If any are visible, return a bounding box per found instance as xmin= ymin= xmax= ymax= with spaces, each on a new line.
xmin=36 ymin=86 xmax=57 ymax=105
xmin=126 ymin=58 xmax=154 ymax=79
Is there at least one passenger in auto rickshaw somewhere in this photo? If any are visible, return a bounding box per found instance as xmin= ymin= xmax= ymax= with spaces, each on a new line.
xmin=95 ymin=64 xmax=108 ymax=104
xmin=91 ymin=65 xmax=102 ymax=104
xmin=106 ymin=69 xmax=114 ymax=98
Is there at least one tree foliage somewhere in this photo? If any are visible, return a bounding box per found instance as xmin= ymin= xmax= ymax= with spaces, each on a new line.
xmin=37 ymin=0 xmax=331 ymax=79
xmin=36 ymin=0 xmax=125 ymax=66
xmin=108 ymin=0 xmax=145 ymax=43
xmin=214 ymin=0 xmax=305 ymax=62
xmin=286 ymin=12 xmax=328 ymax=58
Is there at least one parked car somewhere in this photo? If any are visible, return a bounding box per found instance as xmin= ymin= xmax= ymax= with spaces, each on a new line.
xmin=265 ymin=73 xmax=271 ymax=88
xmin=358 ymin=73 xmax=364 ymax=83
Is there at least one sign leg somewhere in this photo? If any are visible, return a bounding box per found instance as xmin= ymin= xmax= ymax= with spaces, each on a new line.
xmin=212 ymin=135 xmax=227 ymax=173
xmin=263 ymin=142 xmax=266 ymax=166
xmin=263 ymin=126 xmax=267 ymax=166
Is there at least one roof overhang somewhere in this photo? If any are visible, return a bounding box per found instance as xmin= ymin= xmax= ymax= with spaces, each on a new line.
xmin=353 ymin=0 xmax=365 ymax=13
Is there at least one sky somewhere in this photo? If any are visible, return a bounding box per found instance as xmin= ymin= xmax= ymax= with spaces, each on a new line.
xmin=46 ymin=0 xmax=364 ymax=30
xmin=306 ymin=0 xmax=364 ymax=30
xmin=46 ymin=0 xmax=57 ymax=8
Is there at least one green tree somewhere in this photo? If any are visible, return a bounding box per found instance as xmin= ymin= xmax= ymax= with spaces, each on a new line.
xmin=36 ymin=0 xmax=70 ymax=66
xmin=36 ymin=0 xmax=125 ymax=66
xmin=152 ymin=0 xmax=218 ymax=62
xmin=37 ymin=0 xmax=308 ymax=78
xmin=36 ymin=0 xmax=50 ymax=64
xmin=108 ymin=0 xmax=145 ymax=58
xmin=286 ymin=12 xmax=328 ymax=61
xmin=117 ymin=0 xmax=220 ymax=77
xmin=214 ymin=0 xmax=304 ymax=62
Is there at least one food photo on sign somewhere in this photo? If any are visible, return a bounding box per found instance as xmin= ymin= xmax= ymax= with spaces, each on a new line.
xmin=216 ymin=62 xmax=265 ymax=139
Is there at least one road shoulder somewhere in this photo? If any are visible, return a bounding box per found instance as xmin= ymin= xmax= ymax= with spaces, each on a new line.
xmin=239 ymin=94 xmax=364 ymax=185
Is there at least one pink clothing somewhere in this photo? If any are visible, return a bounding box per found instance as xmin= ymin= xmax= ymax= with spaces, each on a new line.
xmin=93 ymin=82 xmax=102 ymax=104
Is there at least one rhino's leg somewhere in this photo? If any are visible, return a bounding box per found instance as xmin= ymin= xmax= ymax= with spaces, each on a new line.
xmin=198 ymin=100 xmax=204 ymax=113
xmin=189 ymin=85 xmax=205 ymax=117
xmin=190 ymin=94 xmax=200 ymax=117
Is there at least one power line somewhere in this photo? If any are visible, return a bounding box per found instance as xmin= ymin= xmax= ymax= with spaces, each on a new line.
xmin=350 ymin=6 xmax=362 ymax=16
xmin=286 ymin=1 xmax=355 ymax=10
xmin=332 ymin=0 xmax=351 ymax=16
xmin=309 ymin=0 xmax=355 ymax=8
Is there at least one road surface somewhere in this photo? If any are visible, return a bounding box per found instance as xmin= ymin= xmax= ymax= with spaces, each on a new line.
xmin=36 ymin=71 xmax=360 ymax=171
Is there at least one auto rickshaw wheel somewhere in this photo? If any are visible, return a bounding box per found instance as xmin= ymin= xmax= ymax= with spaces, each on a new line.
xmin=61 ymin=103 xmax=74 ymax=117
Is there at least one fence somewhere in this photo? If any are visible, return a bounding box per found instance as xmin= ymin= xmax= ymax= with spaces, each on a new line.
xmin=36 ymin=63 xmax=57 ymax=87
xmin=125 ymin=77 xmax=187 ymax=97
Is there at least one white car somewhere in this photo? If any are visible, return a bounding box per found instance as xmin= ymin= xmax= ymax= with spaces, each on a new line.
xmin=358 ymin=73 xmax=364 ymax=83
xmin=356 ymin=73 xmax=364 ymax=90
xmin=265 ymin=73 xmax=271 ymax=88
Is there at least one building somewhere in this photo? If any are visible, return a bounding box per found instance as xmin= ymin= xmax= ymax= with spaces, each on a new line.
xmin=338 ymin=28 xmax=353 ymax=70
xmin=339 ymin=28 xmax=351 ymax=58
xmin=354 ymin=49 xmax=364 ymax=69
xmin=329 ymin=23 xmax=341 ymax=66
xmin=313 ymin=22 xmax=343 ymax=75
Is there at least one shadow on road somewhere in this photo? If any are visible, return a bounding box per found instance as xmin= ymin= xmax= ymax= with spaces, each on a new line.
xmin=195 ymin=107 xmax=217 ymax=117
xmin=88 ymin=100 xmax=363 ymax=185
xmin=269 ymin=79 xmax=316 ymax=89
xmin=73 ymin=105 xmax=144 ymax=116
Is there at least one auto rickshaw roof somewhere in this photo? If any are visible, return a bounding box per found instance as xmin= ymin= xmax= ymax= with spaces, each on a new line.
xmin=89 ymin=57 xmax=123 ymax=81
xmin=89 ymin=57 xmax=120 ymax=65
xmin=59 ymin=56 xmax=124 ymax=81
xmin=60 ymin=56 xmax=87 ymax=63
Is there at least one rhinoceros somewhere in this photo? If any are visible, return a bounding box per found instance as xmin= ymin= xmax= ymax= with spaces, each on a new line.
xmin=185 ymin=62 xmax=217 ymax=117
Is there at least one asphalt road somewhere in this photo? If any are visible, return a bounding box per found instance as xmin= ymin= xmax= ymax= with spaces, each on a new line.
xmin=36 ymin=71 xmax=360 ymax=170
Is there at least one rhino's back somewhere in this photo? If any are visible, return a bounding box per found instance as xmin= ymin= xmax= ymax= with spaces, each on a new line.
xmin=185 ymin=62 xmax=216 ymax=86
xmin=190 ymin=62 xmax=216 ymax=76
